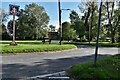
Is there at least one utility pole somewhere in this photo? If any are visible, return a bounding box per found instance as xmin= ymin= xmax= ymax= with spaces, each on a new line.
xmin=94 ymin=1 xmax=102 ymax=66
xmin=58 ymin=0 xmax=62 ymax=45
xmin=58 ymin=0 xmax=70 ymax=45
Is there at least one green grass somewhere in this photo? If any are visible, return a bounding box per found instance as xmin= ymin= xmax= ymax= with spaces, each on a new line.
xmin=64 ymin=42 xmax=120 ymax=47
xmin=68 ymin=55 xmax=120 ymax=79
xmin=0 ymin=40 xmax=77 ymax=54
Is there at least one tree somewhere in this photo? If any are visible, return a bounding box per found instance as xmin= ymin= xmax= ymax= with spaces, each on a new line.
xmin=118 ymin=21 xmax=120 ymax=42
xmin=89 ymin=2 xmax=98 ymax=41
xmin=112 ymin=9 xmax=120 ymax=42
xmin=62 ymin=22 xmax=77 ymax=41
xmin=69 ymin=10 xmax=80 ymax=25
xmin=17 ymin=9 xmax=35 ymax=39
xmin=49 ymin=25 xmax=55 ymax=32
xmin=69 ymin=10 xmax=86 ymax=41
xmin=117 ymin=2 xmax=120 ymax=42
xmin=78 ymin=2 xmax=98 ymax=42
xmin=101 ymin=2 xmax=120 ymax=43
xmin=74 ymin=21 xmax=85 ymax=41
xmin=106 ymin=2 xmax=115 ymax=43
xmin=17 ymin=3 xmax=49 ymax=39
xmin=0 ymin=8 xmax=8 ymax=39
xmin=0 ymin=8 xmax=7 ymax=23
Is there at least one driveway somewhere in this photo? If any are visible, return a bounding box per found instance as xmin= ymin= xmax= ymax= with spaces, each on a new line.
xmin=1 ymin=45 xmax=119 ymax=79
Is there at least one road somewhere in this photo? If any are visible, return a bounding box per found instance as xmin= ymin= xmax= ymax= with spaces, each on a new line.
xmin=1 ymin=45 xmax=119 ymax=79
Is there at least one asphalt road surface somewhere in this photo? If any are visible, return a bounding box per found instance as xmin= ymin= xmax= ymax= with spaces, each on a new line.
xmin=1 ymin=45 xmax=119 ymax=79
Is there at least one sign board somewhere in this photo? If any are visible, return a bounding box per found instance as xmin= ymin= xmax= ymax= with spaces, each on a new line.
xmin=9 ymin=4 xmax=19 ymax=15
xmin=48 ymin=32 xmax=58 ymax=40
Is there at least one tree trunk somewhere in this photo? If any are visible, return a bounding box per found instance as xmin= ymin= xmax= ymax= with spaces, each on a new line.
xmin=84 ymin=7 xmax=91 ymax=42
xmin=90 ymin=2 xmax=95 ymax=42
xmin=107 ymin=2 xmax=115 ymax=43
xmin=113 ymin=16 xmax=120 ymax=43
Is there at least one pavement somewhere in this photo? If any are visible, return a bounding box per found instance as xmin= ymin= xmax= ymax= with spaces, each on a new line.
xmin=1 ymin=45 xmax=119 ymax=80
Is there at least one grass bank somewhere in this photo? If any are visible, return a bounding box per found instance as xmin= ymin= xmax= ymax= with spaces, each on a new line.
xmin=68 ymin=55 xmax=119 ymax=79
xmin=64 ymin=42 xmax=120 ymax=47
xmin=0 ymin=40 xmax=77 ymax=54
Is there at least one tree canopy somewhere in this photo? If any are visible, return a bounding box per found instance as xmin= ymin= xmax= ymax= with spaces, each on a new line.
xmin=2 ymin=3 xmax=50 ymax=40
xmin=62 ymin=21 xmax=77 ymax=41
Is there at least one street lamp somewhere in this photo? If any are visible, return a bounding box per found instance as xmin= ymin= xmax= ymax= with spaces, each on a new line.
xmin=58 ymin=0 xmax=70 ymax=45
xmin=61 ymin=9 xmax=71 ymax=10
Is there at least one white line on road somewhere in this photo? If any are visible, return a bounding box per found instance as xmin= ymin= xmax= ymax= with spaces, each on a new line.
xmin=30 ymin=71 xmax=68 ymax=79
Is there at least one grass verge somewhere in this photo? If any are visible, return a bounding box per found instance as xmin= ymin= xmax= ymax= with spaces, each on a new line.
xmin=64 ymin=42 xmax=120 ymax=47
xmin=1 ymin=44 xmax=76 ymax=54
xmin=68 ymin=55 xmax=120 ymax=79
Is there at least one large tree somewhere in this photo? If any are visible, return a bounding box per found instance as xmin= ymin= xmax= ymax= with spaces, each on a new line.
xmin=78 ymin=2 xmax=98 ymax=42
xmin=69 ymin=10 xmax=80 ymax=25
xmin=62 ymin=22 xmax=77 ymax=41
xmin=89 ymin=2 xmax=98 ymax=41
xmin=114 ymin=9 xmax=120 ymax=42
xmin=69 ymin=10 xmax=86 ymax=41
xmin=101 ymin=2 xmax=120 ymax=43
xmin=0 ymin=8 xmax=8 ymax=39
xmin=17 ymin=3 xmax=49 ymax=39
xmin=106 ymin=2 xmax=115 ymax=43
xmin=74 ymin=21 xmax=85 ymax=41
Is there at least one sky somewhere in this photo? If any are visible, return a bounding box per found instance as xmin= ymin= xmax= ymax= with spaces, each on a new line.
xmin=1 ymin=2 xmax=81 ymax=29
xmin=1 ymin=0 xmax=107 ymax=29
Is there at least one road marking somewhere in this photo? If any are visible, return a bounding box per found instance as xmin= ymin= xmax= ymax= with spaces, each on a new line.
xmin=30 ymin=71 xmax=69 ymax=79
xmin=48 ymin=77 xmax=70 ymax=79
